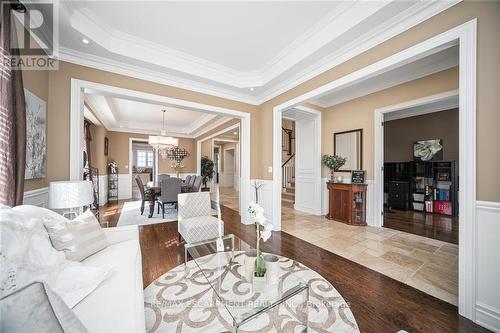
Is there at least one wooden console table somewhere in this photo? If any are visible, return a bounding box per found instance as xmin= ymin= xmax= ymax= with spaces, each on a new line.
xmin=326 ymin=181 xmax=367 ymax=226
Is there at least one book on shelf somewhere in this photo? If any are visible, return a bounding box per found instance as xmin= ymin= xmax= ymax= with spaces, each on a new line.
xmin=434 ymin=201 xmax=452 ymax=215
xmin=425 ymin=201 xmax=434 ymax=213
xmin=433 ymin=188 xmax=450 ymax=201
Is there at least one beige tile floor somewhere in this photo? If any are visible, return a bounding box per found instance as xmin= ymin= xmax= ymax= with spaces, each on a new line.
xmin=281 ymin=206 xmax=458 ymax=305
xmin=211 ymin=185 xmax=240 ymax=212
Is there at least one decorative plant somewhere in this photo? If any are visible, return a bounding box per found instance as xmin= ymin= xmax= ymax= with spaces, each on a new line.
xmin=322 ymin=154 xmax=346 ymax=178
xmin=248 ymin=201 xmax=273 ymax=277
xmin=200 ymin=156 xmax=215 ymax=188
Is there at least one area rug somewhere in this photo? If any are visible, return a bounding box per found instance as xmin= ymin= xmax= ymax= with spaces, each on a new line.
xmin=117 ymin=201 xmax=177 ymax=227
xmin=144 ymin=252 xmax=359 ymax=332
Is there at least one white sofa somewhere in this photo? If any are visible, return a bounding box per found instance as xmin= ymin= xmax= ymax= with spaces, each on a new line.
xmin=12 ymin=205 xmax=146 ymax=333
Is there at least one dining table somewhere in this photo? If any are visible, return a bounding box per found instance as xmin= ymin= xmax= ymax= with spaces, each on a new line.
xmin=145 ymin=181 xmax=192 ymax=218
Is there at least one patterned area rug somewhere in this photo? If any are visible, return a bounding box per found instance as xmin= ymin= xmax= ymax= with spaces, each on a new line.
xmin=144 ymin=252 xmax=359 ymax=332
xmin=117 ymin=201 xmax=177 ymax=227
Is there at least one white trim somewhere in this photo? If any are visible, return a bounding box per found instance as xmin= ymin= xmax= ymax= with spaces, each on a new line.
xmin=70 ymin=79 xmax=250 ymax=225
xmin=476 ymin=200 xmax=500 ymax=211
xmin=23 ymin=187 xmax=49 ymax=207
xmin=59 ymin=1 xmax=458 ymax=106
xmin=272 ymin=19 xmax=477 ymax=322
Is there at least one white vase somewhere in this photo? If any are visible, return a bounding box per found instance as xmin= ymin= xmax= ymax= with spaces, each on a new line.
xmin=264 ymin=255 xmax=280 ymax=285
xmin=244 ymin=250 xmax=257 ymax=281
xmin=252 ymin=274 xmax=267 ymax=292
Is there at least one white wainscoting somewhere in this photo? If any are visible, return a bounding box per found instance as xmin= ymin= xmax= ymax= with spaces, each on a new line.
xmin=118 ymin=173 xmax=132 ymax=200
xmin=23 ymin=187 xmax=49 ymax=207
xmin=249 ymin=179 xmax=274 ymax=227
xmin=98 ymin=174 xmax=108 ymax=206
xmin=475 ymin=200 xmax=500 ymax=332
xmin=321 ymin=178 xmax=376 ymax=226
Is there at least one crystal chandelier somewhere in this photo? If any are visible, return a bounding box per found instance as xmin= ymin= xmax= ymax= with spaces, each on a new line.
xmin=148 ymin=109 xmax=178 ymax=158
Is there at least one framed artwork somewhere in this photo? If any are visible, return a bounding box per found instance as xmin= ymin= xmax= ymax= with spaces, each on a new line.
xmin=413 ymin=139 xmax=443 ymax=161
xmin=351 ymin=170 xmax=366 ymax=184
xmin=24 ymin=89 xmax=46 ymax=179
xmin=104 ymin=137 xmax=109 ymax=156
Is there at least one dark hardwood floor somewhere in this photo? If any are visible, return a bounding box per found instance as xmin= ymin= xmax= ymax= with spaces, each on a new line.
xmin=100 ymin=200 xmax=486 ymax=333
xmin=384 ymin=209 xmax=459 ymax=244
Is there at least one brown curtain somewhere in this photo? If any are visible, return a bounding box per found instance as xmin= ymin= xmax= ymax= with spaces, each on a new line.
xmin=0 ymin=6 xmax=26 ymax=207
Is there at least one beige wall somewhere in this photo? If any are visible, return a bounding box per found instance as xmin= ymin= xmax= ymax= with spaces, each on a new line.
xmin=88 ymin=123 xmax=108 ymax=175
xmin=201 ymin=140 xmax=213 ymax=160
xmin=321 ymin=67 xmax=458 ymax=179
xmin=257 ymin=1 xmax=500 ymax=201
xmin=384 ymin=108 xmax=459 ymax=162
xmin=158 ymin=138 xmax=197 ymax=174
xmin=106 ymin=131 xmax=196 ymax=174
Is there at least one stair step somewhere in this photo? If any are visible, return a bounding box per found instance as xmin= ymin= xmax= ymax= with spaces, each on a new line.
xmin=285 ymin=187 xmax=295 ymax=194
xmin=282 ymin=192 xmax=295 ymax=200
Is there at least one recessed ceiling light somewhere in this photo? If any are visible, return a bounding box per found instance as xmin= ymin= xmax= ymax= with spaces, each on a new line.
xmin=81 ymin=38 xmax=90 ymax=44
xmin=250 ymin=87 xmax=254 ymax=91
xmin=233 ymin=131 xmax=237 ymax=135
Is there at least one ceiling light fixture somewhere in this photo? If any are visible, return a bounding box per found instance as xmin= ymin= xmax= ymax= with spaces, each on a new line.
xmin=250 ymin=87 xmax=254 ymax=91
xmin=81 ymin=38 xmax=90 ymax=44
xmin=149 ymin=109 xmax=178 ymax=158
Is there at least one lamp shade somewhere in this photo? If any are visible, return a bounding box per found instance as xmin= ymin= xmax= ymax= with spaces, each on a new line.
xmin=48 ymin=181 xmax=94 ymax=209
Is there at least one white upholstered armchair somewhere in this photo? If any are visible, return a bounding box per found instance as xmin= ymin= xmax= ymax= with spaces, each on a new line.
xmin=177 ymin=192 xmax=224 ymax=244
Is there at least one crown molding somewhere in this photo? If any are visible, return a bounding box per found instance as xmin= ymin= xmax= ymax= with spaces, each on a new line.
xmin=58 ymin=47 xmax=258 ymax=105
xmin=58 ymin=0 xmax=460 ymax=106
xmin=253 ymin=0 xmax=460 ymax=104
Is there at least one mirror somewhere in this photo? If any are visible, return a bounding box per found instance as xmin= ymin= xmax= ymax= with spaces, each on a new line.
xmin=334 ymin=129 xmax=363 ymax=171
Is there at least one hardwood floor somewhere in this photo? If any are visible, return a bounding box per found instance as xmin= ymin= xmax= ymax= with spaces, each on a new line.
xmin=99 ymin=200 xmax=487 ymax=333
xmin=384 ymin=209 xmax=459 ymax=244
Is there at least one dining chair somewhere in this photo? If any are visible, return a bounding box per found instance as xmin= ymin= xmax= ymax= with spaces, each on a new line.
xmin=184 ymin=175 xmax=192 ymax=185
xmin=157 ymin=174 xmax=170 ymax=182
xmin=188 ymin=175 xmax=196 ymax=188
xmin=157 ymin=177 xmax=182 ymax=218
xmin=192 ymin=176 xmax=203 ymax=192
xmin=135 ymin=175 xmax=153 ymax=215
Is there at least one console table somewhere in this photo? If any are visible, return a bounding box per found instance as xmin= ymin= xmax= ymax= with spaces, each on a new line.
xmin=326 ymin=181 xmax=367 ymax=226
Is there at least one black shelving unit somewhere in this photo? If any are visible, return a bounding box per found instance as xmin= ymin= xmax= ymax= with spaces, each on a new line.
xmin=384 ymin=160 xmax=458 ymax=216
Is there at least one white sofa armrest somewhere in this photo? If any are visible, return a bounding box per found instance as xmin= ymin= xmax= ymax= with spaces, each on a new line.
xmin=103 ymin=225 xmax=139 ymax=245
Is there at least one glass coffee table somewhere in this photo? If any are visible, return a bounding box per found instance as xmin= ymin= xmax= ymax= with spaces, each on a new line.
xmin=185 ymin=234 xmax=309 ymax=332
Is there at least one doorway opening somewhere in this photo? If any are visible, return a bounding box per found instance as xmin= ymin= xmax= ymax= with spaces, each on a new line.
xmin=197 ymin=124 xmax=241 ymax=213
xmin=382 ymin=92 xmax=459 ymax=244
xmin=130 ymin=139 xmax=157 ymax=200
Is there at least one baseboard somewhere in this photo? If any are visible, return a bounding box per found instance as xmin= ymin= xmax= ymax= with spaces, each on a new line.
xmin=23 ymin=187 xmax=49 ymax=207
xmin=476 ymin=302 xmax=500 ymax=332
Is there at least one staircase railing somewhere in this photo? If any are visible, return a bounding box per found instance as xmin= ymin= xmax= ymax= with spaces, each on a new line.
xmin=282 ymin=127 xmax=294 ymax=155
xmin=282 ymin=153 xmax=295 ymax=189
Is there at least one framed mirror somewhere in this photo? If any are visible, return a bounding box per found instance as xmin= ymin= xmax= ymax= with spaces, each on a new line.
xmin=334 ymin=129 xmax=363 ymax=172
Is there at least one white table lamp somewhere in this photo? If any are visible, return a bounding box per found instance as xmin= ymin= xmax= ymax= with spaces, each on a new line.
xmin=48 ymin=180 xmax=94 ymax=219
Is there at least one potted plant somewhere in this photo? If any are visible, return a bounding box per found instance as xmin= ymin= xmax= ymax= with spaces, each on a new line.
xmin=247 ymin=201 xmax=273 ymax=291
xmin=200 ymin=156 xmax=214 ymax=191
xmin=322 ymin=154 xmax=347 ymax=182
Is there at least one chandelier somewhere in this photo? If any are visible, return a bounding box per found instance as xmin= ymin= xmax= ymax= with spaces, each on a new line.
xmin=148 ymin=109 xmax=178 ymax=158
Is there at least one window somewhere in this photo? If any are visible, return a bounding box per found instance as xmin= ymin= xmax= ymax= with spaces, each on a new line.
xmin=137 ymin=150 xmax=154 ymax=167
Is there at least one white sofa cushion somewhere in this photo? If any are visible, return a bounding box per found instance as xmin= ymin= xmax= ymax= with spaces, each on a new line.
xmin=4 ymin=205 xmax=111 ymax=308
xmin=178 ymin=215 xmax=224 ymax=244
xmin=74 ymin=238 xmax=145 ymax=332
xmin=43 ymin=210 xmax=108 ymax=261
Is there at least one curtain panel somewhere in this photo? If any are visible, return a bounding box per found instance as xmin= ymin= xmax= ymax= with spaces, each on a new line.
xmin=0 ymin=6 xmax=26 ymax=206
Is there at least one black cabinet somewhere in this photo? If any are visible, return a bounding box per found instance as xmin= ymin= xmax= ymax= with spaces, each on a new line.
xmin=387 ymin=181 xmax=409 ymax=210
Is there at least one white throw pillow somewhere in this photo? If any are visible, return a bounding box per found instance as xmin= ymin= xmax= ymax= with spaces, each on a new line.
xmin=0 ymin=206 xmax=111 ymax=308
xmin=43 ymin=210 xmax=108 ymax=262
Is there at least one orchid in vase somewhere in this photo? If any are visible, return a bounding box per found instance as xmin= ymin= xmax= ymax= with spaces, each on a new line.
xmin=248 ymin=201 xmax=273 ymax=277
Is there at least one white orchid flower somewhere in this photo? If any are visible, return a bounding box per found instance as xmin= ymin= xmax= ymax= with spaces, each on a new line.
xmin=263 ymin=222 xmax=274 ymax=231
xmin=261 ymin=230 xmax=272 ymax=242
